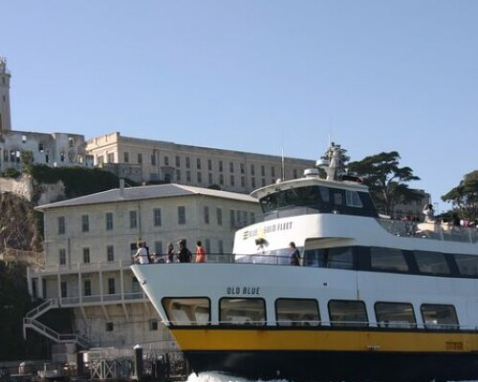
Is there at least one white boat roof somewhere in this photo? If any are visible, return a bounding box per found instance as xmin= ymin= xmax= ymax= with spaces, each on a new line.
xmin=251 ymin=176 xmax=369 ymax=199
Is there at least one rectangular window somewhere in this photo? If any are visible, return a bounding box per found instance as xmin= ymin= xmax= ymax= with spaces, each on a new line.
xmin=186 ymin=171 xmax=191 ymax=182
xmin=346 ymin=190 xmax=363 ymax=208
xmin=261 ymin=165 xmax=265 ymax=177
xmin=59 ymin=249 xmax=66 ymax=265
xmin=197 ymin=171 xmax=202 ymax=183
xmin=107 ymin=245 xmax=114 ymax=262
xmin=251 ymin=177 xmax=256 ymax=188
xmin=261 ymin=178 xmax=266 ymax=187
xmin=333 ymin=191 xmax=343 ymax=206
xmin=164 ymin=156 xmax=169 ymax=166
xmin=271 ymin=166 xmax=276 ymax=178
xmin=197 ymin=158 xmax=201 ymax=169
xmin=276 ymin=298 xmax=320 ymax=326
xmin=216 ymin=208 xmax=223 ymax=226
xmin=218 ymin=240 xmax=224 ymax=254
xmin=208 ymin=159 xmax=212 ymax=171
xmin=421 ymin=304 xmax=458 ymax=329
xmin=82 ymin=215 xmax=89 ymax=232
xmin=375 ymin=302 xmax=416 ymax=329
xmin=415 ymin=251 xmax=450 ymax=275
xmin=129 ymin=211 xmax=138 ymax=229
xmin=186 ymin=157 xmax=190 ymax=168
xmin=154 ymin=241 xmax=163 ymax=255
xmin=293 ymin=169 xmax=298 ymax=179
xmin=328 ymin=300 xmax=368 ymax=327
xmin=162 ymin=298 xmax=210 ymax=326
xmin=105 ymin=322 xmax=114 ymax=332
xmin=106 ymin=212 xmax=113 ymax=230
xmin=219 ymin=174 xmax=224 ymax=185
xmin=176 ymin=169 xmax=181 ymax=181
xmin=230 ymin=162 xmax=234 ymax=173
xmin=204 ymin=206 xmax=210 ymax=224
xmin=124 ymin=152 xmax=129 ymax=163
xmin=149 ymin=319 xmax=158 ymax=331
xmin=454 ymin=254 xmax=478 ymax=276
xmin=153 ymin=208 xmax=162 ymax=227
xmin=205 ymin=238 xmax=211 ymax=254
xmin=240 ymin=163 xmax=245 ymax=174
xmin=61 ymin=281 xmax=67 ymax=298
xmin=230 ymin=210 xmax=235 ymax=228
xmin=132 ymin=277 xmax=140 ymax=293
xmin=178 ymin=206 xmax=186 ymax=225
xmin=241 ymin=176 xmax=245 ymax=187
xmin=250 ymin=212 xmax=255 ymax=223
xmin=107 ymin=153 xmax=114 ymax=163
xmin=108 ymin=277 xmax=115 ymax=295
xmin=138 ymin=153 xmax=143 ymax=164
xmin=83 ymin=279 xmax=91 ymax=296
xmin=83 ymin=248 xmax=90 ymax=264
xmin=371 ymin=247 xmax=409 ymax=272
xmin=208 ymin=173 xmax=213 ymax=185
xmin=219 ymin=161 xmax=223 ymax=172
xmin=305 ymin=247 xmax=354 ymax=269
xmin=220 ymin=298 xmax=266 ymax=325
xmin=230 ymin=175 xmax=235 ymax=186
xmin=250 ymin=164 xmax=255 ymax=176
xmin=151 ymin=153 xmax=157 ymax=166
xmin=58 ymin=216 xmax=65 ymax=235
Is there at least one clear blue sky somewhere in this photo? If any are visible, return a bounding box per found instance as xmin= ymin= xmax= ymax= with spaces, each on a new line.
xmin=1 ymin=1 xmax=477 ymax=211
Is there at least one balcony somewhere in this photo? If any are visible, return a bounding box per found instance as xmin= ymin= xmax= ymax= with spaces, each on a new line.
xmin=59 ymin=292 xmax=148 ymax=307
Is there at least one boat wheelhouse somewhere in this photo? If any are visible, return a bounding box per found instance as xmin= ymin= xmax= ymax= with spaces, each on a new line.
xmin=132 ymin=144 xmax=478 ymax=382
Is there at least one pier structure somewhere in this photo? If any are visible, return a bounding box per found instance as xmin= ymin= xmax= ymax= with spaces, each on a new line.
xmin=24 ymin=183 xmax=260 ymax=356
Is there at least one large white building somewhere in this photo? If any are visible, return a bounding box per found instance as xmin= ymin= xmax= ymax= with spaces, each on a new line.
xmin=87 ymin=132 xmax=316 ymax=193
xmin=25 ymin=183 xmax=260 ymax=350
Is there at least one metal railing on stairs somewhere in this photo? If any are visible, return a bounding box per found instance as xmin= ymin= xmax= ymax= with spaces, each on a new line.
xmin=25 ymin=298 xmax=59 ymax=319
xmin=23 ymin=317 xmax=89 ymax=348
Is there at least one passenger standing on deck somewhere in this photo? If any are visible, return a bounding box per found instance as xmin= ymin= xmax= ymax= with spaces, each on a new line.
xmin=177 ymin=239 xmax=192 ymax=263
xmin=166 ymin=243 xmax=175 ymax=263
xmin=423 ymin=204 xmax=435 ymax=223
xmin=133 ymin=241 xmax=149 ymax=264
xmin=195 ymin=240 xmax=206 ymax=263
xmin=289 ymin=242 xmax=301 ymax=266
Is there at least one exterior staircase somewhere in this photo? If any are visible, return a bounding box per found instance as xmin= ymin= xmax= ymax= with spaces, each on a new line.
xmin=23 ymin=298 xmax=89 ymax=348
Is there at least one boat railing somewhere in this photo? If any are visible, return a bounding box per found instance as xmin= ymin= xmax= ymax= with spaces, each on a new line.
xmin=377 ymin=218 xmax=478 ymax=244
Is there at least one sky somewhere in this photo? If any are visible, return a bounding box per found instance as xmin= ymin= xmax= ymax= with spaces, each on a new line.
xmin=1 ymin=1 xmax=477 ymax=212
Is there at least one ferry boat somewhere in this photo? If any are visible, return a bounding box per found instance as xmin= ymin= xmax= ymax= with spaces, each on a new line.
xmin=132 ymin=144 xmax=478 ymax=381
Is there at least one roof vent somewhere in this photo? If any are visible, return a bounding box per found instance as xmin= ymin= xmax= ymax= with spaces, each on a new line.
xmin=303 ymin=168 xmax=320 ymax=178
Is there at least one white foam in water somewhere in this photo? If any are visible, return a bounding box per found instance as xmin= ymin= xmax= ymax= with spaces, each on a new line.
xmin=186 ymin=371 xmax=289 ymax=382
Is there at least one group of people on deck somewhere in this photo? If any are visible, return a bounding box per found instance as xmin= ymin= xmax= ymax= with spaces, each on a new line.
xmin=133 ymin=239 xmax=207 ymax=264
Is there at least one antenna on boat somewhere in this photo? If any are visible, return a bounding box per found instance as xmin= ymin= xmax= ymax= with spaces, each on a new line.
xmin=281 ymin=146 xmax=285 ymax=181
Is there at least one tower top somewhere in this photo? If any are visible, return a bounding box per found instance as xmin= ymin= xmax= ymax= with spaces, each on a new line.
xmin=0 ymin=57 xmax=8 ymax=74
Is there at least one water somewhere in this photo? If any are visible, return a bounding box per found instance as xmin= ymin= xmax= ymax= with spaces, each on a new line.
xmin=186 ymin=371 xmax=288 ymax=382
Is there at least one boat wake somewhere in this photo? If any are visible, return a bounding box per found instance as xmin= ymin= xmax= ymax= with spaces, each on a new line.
xmin=186 ymin=371 xmax=288 ymax=382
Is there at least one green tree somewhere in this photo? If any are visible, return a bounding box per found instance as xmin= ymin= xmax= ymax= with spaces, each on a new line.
xmin=21 ymin=150 xmax=34 ymax=172
xmin=442 ymin=170 xmax=478 ymax=221
xmin=348 ymin=151 xmax=421 ymax=216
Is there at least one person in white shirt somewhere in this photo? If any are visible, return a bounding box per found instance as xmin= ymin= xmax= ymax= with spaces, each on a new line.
xmin=133 ymin=241 xmax=149 ymax=264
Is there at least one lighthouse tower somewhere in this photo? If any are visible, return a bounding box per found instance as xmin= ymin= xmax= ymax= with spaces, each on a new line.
xmin=0 ymin=57 xmax=12 ymax=131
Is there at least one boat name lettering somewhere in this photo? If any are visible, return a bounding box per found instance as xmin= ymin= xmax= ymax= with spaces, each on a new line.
xmin=226 ymin=286 xmax=261 ymax=295
xmin=243 ymin=221 xmax=293 ymax=240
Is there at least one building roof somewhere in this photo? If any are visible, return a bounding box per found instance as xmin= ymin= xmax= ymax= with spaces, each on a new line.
xmin=36 ymin=183 xmax=258 ymax=211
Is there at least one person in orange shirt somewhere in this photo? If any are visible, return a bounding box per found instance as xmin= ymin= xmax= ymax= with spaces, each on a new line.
xmin=195 ymin=240 xmax=206 ymax=263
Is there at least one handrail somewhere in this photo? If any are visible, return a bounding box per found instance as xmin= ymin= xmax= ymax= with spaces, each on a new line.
xmin=26 ymin=298 xmax=58 ymax=318
xmin=24 ymin=317 xmax=89 ymax=347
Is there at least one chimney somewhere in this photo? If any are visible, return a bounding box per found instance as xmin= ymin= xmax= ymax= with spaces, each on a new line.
xmin=119 ymin=178 xmax=125 ymax=197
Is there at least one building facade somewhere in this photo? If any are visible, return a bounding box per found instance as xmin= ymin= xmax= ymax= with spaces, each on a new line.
xmin=86 ymin=132 xmax=316 ymax=193
xmin=26 ymin=183 xmax=260 ymax=350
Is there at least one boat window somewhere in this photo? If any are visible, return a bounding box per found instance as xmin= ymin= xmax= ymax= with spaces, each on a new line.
xmin=303 ymin=247 xmax=354 ymax=269
xmin=319 ymin=187 xmax=330 ymax=203
xmin=375 ymin=302 xmax=416 ymax=329
xmin=333 ymin=191 xmax=343 ymax=206
xmin=162 ymin=298 xmax=210 ymax=326
xmin=220 ymin=298 xmax=266 ymax=326
xmin=415 ymin=251 xmax=450 ymax=275
xmin=420 ymin=304 xmax=459 ymax=330
xmin=454 ymin=254 xmax=478 ymax=276
xmin=370 ymin=247 xmax=409 ymax=272
xmin=276 ymin=299 xmax=320 ymax=326
xmin=328 ymin=300 xmax=368 ymax=327
xmin=345 ymin=190 xmax=363 ymax=208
